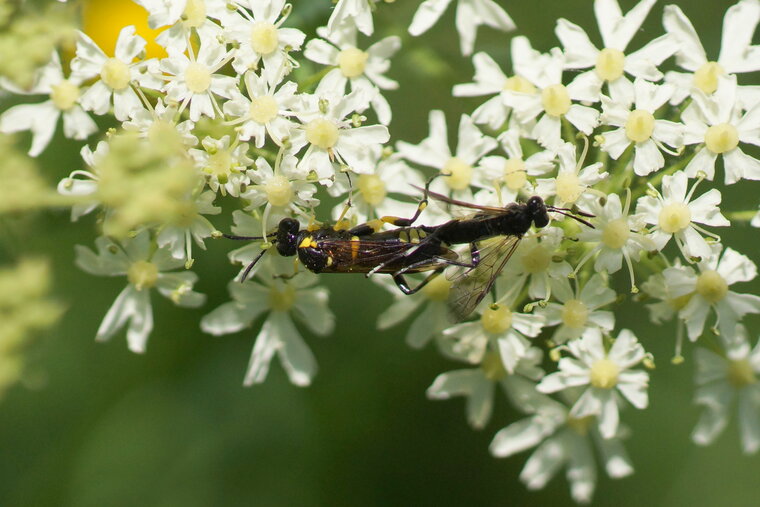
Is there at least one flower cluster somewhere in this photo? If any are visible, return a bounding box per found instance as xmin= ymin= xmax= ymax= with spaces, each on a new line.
xmin=2 ymin=0 xmax=760 ymax=504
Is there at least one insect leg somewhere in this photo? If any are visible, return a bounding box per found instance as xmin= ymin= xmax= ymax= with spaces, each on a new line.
xmin=393 ymin=267 xmax=445 ymax=295
xmin=377 ymin=173 xmax=440 ymax=228
xmin=469 ymin=242 xmax=481 ymax=267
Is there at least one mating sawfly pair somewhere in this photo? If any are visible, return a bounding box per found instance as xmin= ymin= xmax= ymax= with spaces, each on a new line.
xmin=225 ymin=183 xmax=594 ymax=322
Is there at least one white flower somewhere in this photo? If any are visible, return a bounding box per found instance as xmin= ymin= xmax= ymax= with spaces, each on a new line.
xmin=538 ymin=274 xmax=616 ymax=345
xmin=503 ymin=49 xmax=600 ymax=150
xmin=408 ymin=0 xmax=515 ymax=56
xmin=635 ymin=171 xmax=729 ymax=260
xmin=159 ymin=37 xmax=236 ymax=121
xmin=225 ymin=0 xmax=306 ymax=83
xmin=576 ymin=192 xmax=652 ymax=287
xmin=664 ymin=0 xmax=760 ymax=104
xmin=75 ymin=232 xmax=206 ymax=353
xmin=329 ymin=148 xmax=426 ymax=224
xmin=156 ymin=189 xmax=221 ymax=263
xmin=490 ymin=377 xmax=634 ymax=504
xmin=427 ymin=346 xmax=544 ymax=430
xmin=682 ymin=75 xmax=760 ymax=184
xmin=500 ymin=227 xmax=573 ymax=301
xmin=56 ymin=141 xmax=107 ymax=221
xmin=290 ymin=89 xmax=390 ymax=183
xmin=376 ymin=274 xmax=453 ymax=349
xmin=538 ymin=328 xmax=649 ymax=439
xmin=149 ymin=0 xmax=228 ymax=52
xmin=535 ymin=142 xmax=607 ymax=209
xmin=223 ymin=71 xmax=299 ymax=148
xmin=70 ymin=26 xmax=156 ymax=121
xmin=242 ymin=155 xmax=319 ymax=224
xmin=663 ymin=246 xmax=760 ymax=341
xmin=327 ymin=0 xmax=375 ymax=37
xmin=122 ymin=99 xmax=198 ymax=146
xmin=599 ymin=79 xmax=684 ymax=177
xmin=397 ymin=110 xmax=496 ymax=200
xmin=473 ymin=131 xmax=555 ymax=202
xmin=556 ymin=0 xmax=677 ymax=104
xmin=692 ymin=326 xmax=760 ymax=454
xmin=0 ymin=52 xmax=96 ymax=156
xmin=190 ymin=135 xmax=253 ymax=197
xmin=452 ymin=36 xmax=544 ymax=130
xmin=200 ymin=258 xmax=334 ymax=387
xmin=439 ymin=290 xmax=545 ymax=367
xmin=305 ymin=25 xmax=400 ymax=125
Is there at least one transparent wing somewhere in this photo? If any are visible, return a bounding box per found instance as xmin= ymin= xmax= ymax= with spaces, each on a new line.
xmin=446 ymin=235 xmax=521 ymax=323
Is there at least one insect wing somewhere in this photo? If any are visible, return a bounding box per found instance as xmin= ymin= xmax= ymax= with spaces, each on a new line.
xmin=312 ymin=237 xmax=455 ymax=273
xmin=446 ymin=235 xmax=521 ymax=322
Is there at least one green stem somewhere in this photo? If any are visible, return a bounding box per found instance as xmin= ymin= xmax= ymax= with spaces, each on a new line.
xmin=298 ymin=67 xmax=334 ymax=93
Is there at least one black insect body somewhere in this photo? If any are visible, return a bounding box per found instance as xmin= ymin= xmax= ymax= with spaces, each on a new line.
xmin=225 ymin=185 xmax=592 ymax=319
xmin=410 ymin=189 xmax=594 ymax=322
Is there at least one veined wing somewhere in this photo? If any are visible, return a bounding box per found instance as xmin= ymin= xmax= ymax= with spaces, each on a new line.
xmin=314 ymin=237 xmax=457 ymax=273
xmin=446 ymin=235 xmax=521 ymax=323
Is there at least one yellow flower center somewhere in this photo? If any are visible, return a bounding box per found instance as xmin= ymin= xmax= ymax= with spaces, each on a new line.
xmin=251 ymin=21 xmax=279 ymax=56
xmin=625 ymin=109 xmax=655 ymax=143
xmin=566 ymin=415 xmax=594 ymax=436
xmin=561 ymin=299 xmax=589 ymax=329
xmin=503 ymin=75 xmax=536 ymax=94
xmin=727 ymin=359 xmax=757 ymax=388
xmin=693 ymin=61 xmax=724 ymax=95
xmin=555 ymin=172 xmax=582 ymax=204
xmin=357 ymin=174 xmax=386 ymax=205
xmin=249 ymin=95 xmax=279 ymax=124
xmin=100 ymin=58 xmax=130 ymax=91
xmin=442 ymin=156 xmax=472 ymax=190
xmin=481 ymin=304 xmax=513 ymax=334
xmin=601 ymin=217 xmax=630 ymax=249
xmin=667 ymin=292 xmax=693 ymax=311
xmin=541 ymin=84 xmax=571 ymax=117
xmin=338 ymin=47 xmax=369 ymax=78
xmin=265 ymin=174 xmax=293 ymax=207
xmin=205 ymin=149 xmax=233 ymax=184
xmin=704 ymin=123 xmax=739 ymax=154
xmin=127 ymin=260 xmax=158 ymax=290
xmin=481 ymin=351 xmax=508 ymax=381
xmin=658 ymin=203 xmax=691 ymax=234
xmin=50 ymin=80 xmax=80 ymax=111
xmin=183 ymin=0 xmax=206 ymax=28
xmin=695 ymin=269 xmax=728 ymax=304
xmin=595 ymin=48 xmax=626 ymax=82
xmin=589 ymin=358 xmax=620 ymax=389
xmin=305 ymin=118 xmax=339 ymax=149
xmin=421 ymin=275 xmax=450 ymax=301
xmin=520 ymin=243 xmax=551 ymax=274
xmin=503 ymin=158 xmax=527 ymax=190
xmin=268 ymin=285 xmax=296 ymax=312
xmin=184 ymin=62 xmax=211 ymax=94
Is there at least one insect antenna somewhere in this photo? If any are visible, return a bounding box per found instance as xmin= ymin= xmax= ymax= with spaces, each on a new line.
xmin=239 ymin=246 xmax=269 ymax=282
xmin=223 ymin=233 xmax=275 ymax=241
xmin=547 ymin=207 xmax=595 ymax=229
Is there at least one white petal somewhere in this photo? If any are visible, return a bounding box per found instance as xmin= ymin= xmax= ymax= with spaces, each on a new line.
xmin=408 ymin=0 xmax=453 ymax=36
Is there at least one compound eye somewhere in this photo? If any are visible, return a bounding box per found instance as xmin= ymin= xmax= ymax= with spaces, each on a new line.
xmin=280 ymin=217 xmax=300 ymax=235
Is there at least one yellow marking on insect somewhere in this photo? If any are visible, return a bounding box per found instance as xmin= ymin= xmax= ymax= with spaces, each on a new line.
xmin=326 ymin=256 xmax=333 ymax=267
xmin=333 ymin=219 xmax=351 ymax=231
xmin=366 ymin=219 xmax=384 ymax=232
xmin=419 ymin=230 xmax=427 ymax=239
xmin=419 ymin=202 xmax=427 ymax=211
xmin=299 ymin=236 xmax=313 ymax=248
xmin=381 ymin=215 xmax=402 ymax=224
xmin=399 ymin=231 xmax=409 ymax=243
xmin=351 ymin=236 xmax=361 ymax=260
xmin=409 ymin=228 xmax=420 ymax=244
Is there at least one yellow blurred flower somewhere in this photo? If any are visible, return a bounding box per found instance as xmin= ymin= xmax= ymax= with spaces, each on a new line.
xmin=82 ymin=0 xmax=165 ymax=58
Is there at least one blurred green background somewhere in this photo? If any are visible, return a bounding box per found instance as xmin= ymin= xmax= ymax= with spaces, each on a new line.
xmin=2 ymin=0 xmax=760 ymax=505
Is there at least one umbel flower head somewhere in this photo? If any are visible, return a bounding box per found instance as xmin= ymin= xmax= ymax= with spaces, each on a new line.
xmin=4 ymin=0 xmax=760 ymax=504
